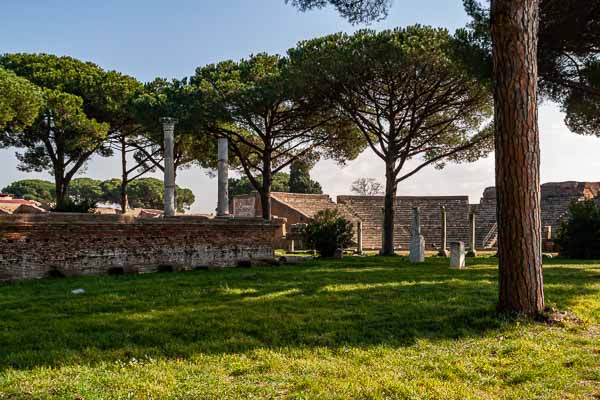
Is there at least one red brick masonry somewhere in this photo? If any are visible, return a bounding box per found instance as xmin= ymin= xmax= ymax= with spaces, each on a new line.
xmin=0 ymin=213 xmax=282 ymax=281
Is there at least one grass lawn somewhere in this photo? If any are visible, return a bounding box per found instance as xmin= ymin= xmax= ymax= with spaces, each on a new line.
xmin=0 ymin=256 xmax=599 ymax=399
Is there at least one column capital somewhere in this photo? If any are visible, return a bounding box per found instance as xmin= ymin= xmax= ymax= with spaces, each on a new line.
xmin=160 ymin=117 xmax=179 ymax=128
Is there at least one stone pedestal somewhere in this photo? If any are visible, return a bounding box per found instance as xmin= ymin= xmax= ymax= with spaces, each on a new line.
xmin=410 ymin=235 xmax=425 ymax=263
xmin=409 ymin=207 xmax=425 ymax=263
xmin=450 ymin=241 xmax=465 ymax=269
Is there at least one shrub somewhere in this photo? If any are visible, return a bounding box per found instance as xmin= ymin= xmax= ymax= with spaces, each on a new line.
xmin=556 ymin=200 xmax=600 ymax=259
xmin=304 ymin=209 xmax=355 ymax=258
xmin=51 ymin=199 xmax=97 ymax=213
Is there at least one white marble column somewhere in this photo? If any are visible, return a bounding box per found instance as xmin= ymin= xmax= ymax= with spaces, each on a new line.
xmin=216 ymin=137 xmax=230 ymax=217
xmin=161 ymin=117 xmax=177 ymax=217
xmin=467 ymin=211 xmax=477 ymax=257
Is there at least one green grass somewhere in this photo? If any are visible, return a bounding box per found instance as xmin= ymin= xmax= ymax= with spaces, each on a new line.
xmin=0 ymin=256 xmax=599 ymax=399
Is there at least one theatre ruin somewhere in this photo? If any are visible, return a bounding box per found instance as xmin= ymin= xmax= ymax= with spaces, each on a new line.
xmin=232 ymin=181 xmax=600 ymax=252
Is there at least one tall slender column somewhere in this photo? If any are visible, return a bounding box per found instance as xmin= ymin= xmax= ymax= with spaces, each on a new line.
xmin=161 ymin=117 xmax=177 ymax=217
xmin=467 ymin=211 xmax=477 ymax=257
xmin=438 ymin=206 xmax=449 ymax=257
xmin=410 ymin=207 xmax=425 ymax=263
xmin=357 ymin=221 xmax=363 ymax=255
xmin=216 ymin=137 xmax=230 ymax=217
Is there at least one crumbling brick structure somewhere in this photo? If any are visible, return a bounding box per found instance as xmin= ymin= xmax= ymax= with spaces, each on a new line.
xmin=0 ymin=213 xmax=282 ymax=282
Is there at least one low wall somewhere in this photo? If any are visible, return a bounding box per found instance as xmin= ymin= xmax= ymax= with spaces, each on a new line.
xmin=0 ymin=214 xmax=282 ymax=282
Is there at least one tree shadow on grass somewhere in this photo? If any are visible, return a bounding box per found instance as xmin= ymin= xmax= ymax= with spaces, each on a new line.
xmin=0 ymin=256 xmax=598 ymax=371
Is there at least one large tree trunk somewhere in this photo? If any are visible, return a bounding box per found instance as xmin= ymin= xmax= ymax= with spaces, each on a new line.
xmin=53 ymin=162 xmax=69 ymax=210
xmin=260 ymin=158 xmax=272 ymax=220
xmin=491 ymin=0 xmax=545 ymax=314
xmin=381 ymin=161 xmax=397 ymax=256
xmin=54 ymin=178 xmax=67 ymax=210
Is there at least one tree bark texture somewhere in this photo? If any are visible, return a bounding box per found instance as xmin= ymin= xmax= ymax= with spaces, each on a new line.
xmin=491 ymin=0 xmax=545 ymax=314
xmin=382 ymin=162 xmax=397 ymax=256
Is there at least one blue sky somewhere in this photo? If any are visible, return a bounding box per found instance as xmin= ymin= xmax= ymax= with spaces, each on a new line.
xmin=2 ymin=1 xmax=599 ymax=212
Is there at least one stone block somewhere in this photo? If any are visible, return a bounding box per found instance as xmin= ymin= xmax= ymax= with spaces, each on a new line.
xmin=450 ymin=241 xmax=465 ymax=269
xmin=409 ymin=235 xmax=425 ymax=263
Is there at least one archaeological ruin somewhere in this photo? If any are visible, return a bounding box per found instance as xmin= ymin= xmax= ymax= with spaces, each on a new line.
xmin=231 ymin=181 xmax=600 ymax=252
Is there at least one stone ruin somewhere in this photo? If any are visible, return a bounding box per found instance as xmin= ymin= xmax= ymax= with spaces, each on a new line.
xmin=475 ymin=181 xmax=600 ymax=249
xmin=231 ymin=181 xmax=600 ymax=252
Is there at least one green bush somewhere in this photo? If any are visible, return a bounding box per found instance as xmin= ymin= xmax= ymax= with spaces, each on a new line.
xmin=556 ymin=200 xmax=600 ymax=259
xmin=304 ymin=209 xmax=355 ymax=258
xmin=51 ymin=199 xmax=97 ymax=213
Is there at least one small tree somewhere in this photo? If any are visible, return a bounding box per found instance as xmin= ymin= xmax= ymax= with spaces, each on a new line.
xmin=1 ymin=179 xmax=55 ymax=203
xmin=351 ymin=178 xmax=383 ymax=196
xmin=289 ymin=159 xmax=323 ymax=194
xmin=305 ymin=209 xmax=355 ymax=257
xmin=0 ymin=54 xmax=125 ymax=209
xmin=290 ymin=27 xmax=493 ymax=255
xmin=125 ymin=177 xmax=195 ymax=212
xmin=229 ymin=173 xmax=291 ymax=197
xmin=556 ymin=200 xmax=600 ymax=259
xmin=69 ymin=178 xmax=104 ymax=204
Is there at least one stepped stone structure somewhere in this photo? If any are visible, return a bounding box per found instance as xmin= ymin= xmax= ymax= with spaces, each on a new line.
xmin=337 ymin=196 xmax=470 ymax=250
xmin=475 ymin=182 xmax=600 ymax=249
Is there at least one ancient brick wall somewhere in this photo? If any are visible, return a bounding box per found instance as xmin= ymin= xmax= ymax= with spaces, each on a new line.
xmin=0 ymin=214 xmax=281 ymax=282
xmin=338 ymin=196 xmax=470 ymax=250
xmin=475 ymin=182 xmax=600 ymax=248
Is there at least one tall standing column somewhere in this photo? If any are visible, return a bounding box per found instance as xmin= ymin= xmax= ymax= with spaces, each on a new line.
xmin=356 ymin=221 xmax=364 ymax=255
xmin=409 ymin=207 xmax=425 ymax=263
xmin=438 ymin=206 xmax=449 ymax=257
xmin=161 ymin=117 xmax=177 ymax=217
xmin=216 ymin=137 xmax=230 ymax=217
xmin=467 ymin=211 xmax=477 ymax=257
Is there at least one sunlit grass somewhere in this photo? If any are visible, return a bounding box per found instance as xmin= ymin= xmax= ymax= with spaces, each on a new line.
xmin=0 ymin=256 xmax=598 ymax=399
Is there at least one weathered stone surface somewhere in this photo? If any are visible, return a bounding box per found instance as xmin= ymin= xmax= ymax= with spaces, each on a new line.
xmin=437 ymin=206 xmax=449 ymax=257
xmin=0 ymin=214 xmax=282 ymax=282
xmin=409 ymin=208 xmax=425 ymax=263
xmin=467 ymin=212 xmax=477 ymax=257
xmin=161 ymin=118 xmax=177 ymax=217
xmin=450 ymin=241 xmax=465 ymax=269
xmin=216 ymin=137 xmax=230 ymax=217
xmin=409 ymin=235 xmax=425 ymax=263
xmin=279 ymin=255 xmax=313 ymax=264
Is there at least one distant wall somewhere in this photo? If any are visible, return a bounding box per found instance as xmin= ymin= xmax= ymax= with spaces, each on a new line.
xmin=338 ymin=196 xmax=470 ymax=250
xmin=0 ymin=214 xmax=282 ymax=282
